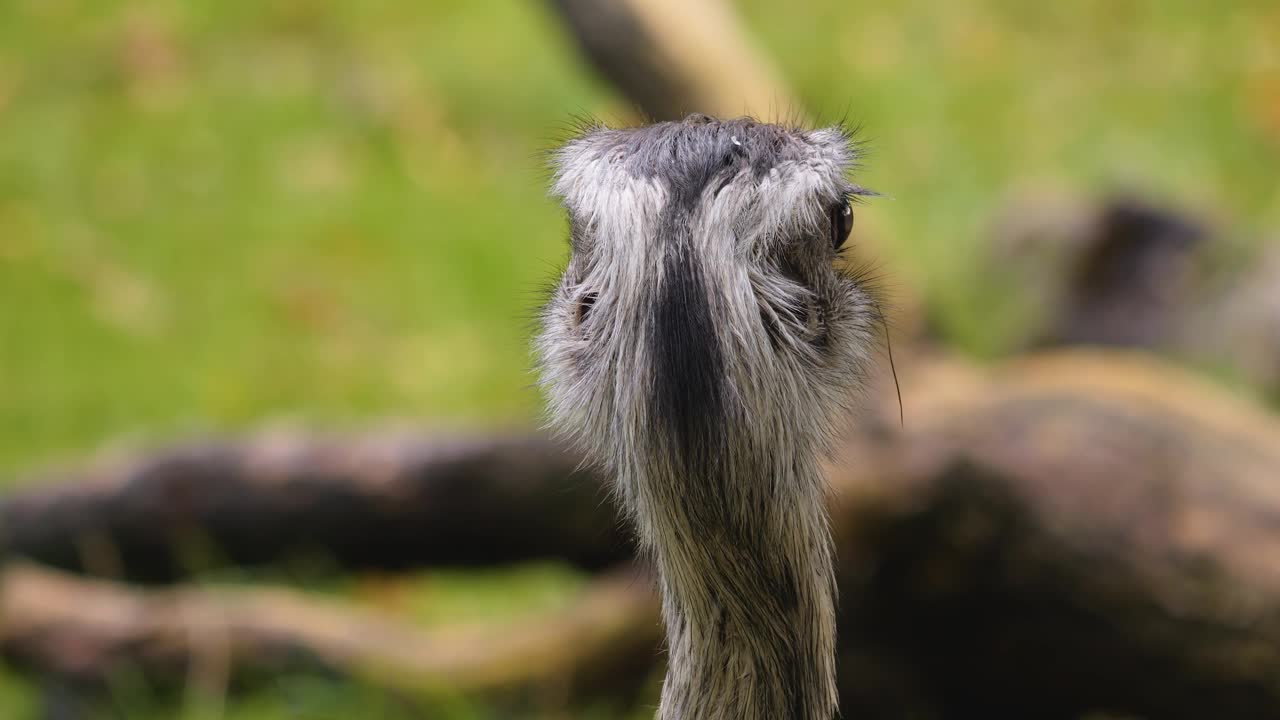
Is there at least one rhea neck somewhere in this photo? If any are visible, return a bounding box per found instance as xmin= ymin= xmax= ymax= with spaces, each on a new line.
xmin=630 ymin=248 xmax=839 ymax=720
xmin=630 ymin=446 xmax=838 ymax=720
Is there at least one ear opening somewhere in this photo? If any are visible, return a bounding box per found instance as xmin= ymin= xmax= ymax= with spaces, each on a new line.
xmin=575 ymin=290 xmax=598 ymax=328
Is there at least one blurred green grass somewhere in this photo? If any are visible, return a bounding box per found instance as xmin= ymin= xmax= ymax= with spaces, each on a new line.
xmin=2 ymin=0 xmax=1276 ymax=474
xmin=0 ymin=0 xmax=610 ymax=473
xmin=1 ymin=0 xmax=1278 ymax=716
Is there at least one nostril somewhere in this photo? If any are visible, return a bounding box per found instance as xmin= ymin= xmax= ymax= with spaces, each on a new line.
xmin=575 ymin=291 xmax=598 ymax=327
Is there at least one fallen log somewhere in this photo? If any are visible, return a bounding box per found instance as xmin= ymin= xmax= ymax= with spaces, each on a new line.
xmin=0 ymin=432 xmax=630 ymax=581
xmin=0 ymin=562 xmax=661 ymax=709
xmin=828 ymin=351 xmax=1280 ymax=718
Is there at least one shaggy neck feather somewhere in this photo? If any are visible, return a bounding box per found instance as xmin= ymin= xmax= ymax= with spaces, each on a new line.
xmin=634 ymin=457 xmax=838 ymax=720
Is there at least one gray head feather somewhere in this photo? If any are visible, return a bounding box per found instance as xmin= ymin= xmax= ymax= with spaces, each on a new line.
xmin=536 ymin=114 xmax=878 ymax=720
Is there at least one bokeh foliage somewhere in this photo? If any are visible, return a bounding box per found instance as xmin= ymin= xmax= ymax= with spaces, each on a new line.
xmin=2 ymin=0 xmax=1278 ymax=472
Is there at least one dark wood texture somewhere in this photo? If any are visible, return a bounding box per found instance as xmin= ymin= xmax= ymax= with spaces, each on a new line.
xmin=0 ymin=432 xmax=630 ymax=581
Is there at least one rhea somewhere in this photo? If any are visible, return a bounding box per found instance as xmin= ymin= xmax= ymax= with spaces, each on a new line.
xmin=537 ymin=114 xmax=878 ymax=720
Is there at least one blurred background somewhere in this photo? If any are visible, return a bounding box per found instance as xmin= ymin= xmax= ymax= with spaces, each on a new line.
xmin=1 ymin=0 xmax=1278 ymax=718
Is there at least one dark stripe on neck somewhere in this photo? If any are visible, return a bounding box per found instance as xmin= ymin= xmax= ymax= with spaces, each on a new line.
xmin=650 ymin=240 xmax=726 ymax=481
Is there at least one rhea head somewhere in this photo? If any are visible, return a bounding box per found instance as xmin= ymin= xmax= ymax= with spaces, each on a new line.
xmin=536 ymin=113 xmax=879 ymax=720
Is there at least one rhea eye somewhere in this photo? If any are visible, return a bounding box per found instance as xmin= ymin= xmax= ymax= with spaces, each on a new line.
xmin=830 ymin=199 xmax=853 ymax=250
